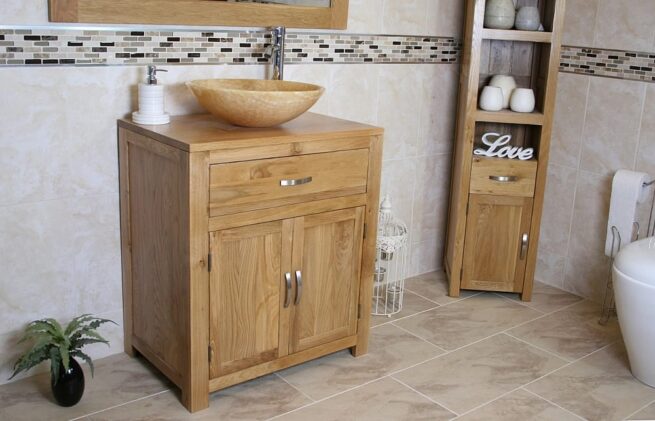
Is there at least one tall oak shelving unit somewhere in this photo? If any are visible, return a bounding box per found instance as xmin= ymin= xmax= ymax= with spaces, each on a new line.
xmin=445 ymin=0 xmax=566 ymax=300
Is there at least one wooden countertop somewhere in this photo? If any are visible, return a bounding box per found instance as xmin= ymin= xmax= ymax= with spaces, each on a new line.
xmin=118 ymin=113 xmax=383 ymax=152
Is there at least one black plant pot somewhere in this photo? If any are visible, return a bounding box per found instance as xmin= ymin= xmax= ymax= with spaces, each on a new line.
xmin=51 ymin=357 xmax=85 ymax=407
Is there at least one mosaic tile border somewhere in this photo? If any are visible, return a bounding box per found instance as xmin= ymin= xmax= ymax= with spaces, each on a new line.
xmin=1 ymin=25 xmax=654 ymax=85
xmin=559 ymin=45 xmax=655 ymax=83
xmin=0 ymin=27 xmax=460 ymax=66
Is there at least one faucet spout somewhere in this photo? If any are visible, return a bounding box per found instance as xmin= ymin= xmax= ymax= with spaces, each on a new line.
xmin=268 ymin=26 xmax=286 ymax=80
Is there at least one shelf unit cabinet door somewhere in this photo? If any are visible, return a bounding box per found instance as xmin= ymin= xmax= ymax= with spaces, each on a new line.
xmin=209 ymin=220 xmax=293 ymax=378
xmin=289 ymin=207 xmax=365 ymax=354
xmin=462 ymin=194 xmax=533 ymax=293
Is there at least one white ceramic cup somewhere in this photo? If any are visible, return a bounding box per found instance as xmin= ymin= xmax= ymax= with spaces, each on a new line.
xmin=510 ymin=88 xmax=536 ymax=113
xmin=488 ymin=75 xmax=517 ymax=109
xmin=479 ymin=86 xmax=504 ymax=112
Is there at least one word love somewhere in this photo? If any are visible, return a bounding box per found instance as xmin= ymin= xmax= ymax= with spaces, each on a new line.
xmin=473 ymin=132 xmax=534 ymax=161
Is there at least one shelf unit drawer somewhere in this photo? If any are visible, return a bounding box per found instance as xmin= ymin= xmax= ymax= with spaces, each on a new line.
xmin=470 ymin=157 xmax=537 ymax=197
xmin=209 ymin=149 xmax=369 ymax=216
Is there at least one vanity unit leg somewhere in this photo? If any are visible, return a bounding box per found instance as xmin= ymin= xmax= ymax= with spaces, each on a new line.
xmin=352 ymin=136 xmax=383 ymax=357
xmin=183 ymin=152 xmax=211 ymax=412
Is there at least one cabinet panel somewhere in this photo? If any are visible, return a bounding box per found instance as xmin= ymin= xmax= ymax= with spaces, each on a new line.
xmin=462 ymin=195 xmax=533 ymax=293
xmin=209 ymin=220 xmax=292 ymax=378
xmin=290 ymin=207 xmax=364 ymax=354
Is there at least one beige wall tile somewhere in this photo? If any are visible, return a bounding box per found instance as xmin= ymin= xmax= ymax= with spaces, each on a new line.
xmin=283 ymin=63 xmax=331 ymax=114
xmin=380 ymin=158 xmax=417 ymax=236
xmin=564 ymin=170 xmax=612 ymax=301
xmin=550 ymin=72 xmax=589 ymax=168
xmin=411 ymin=154 xmax=451 ymax=244
xmin=382 ymin=0 xmax=429 ymax=36
xmin=594 ymin=0 xmax=655 ymax=52
xmin=0 ymin=0 xmax=48 ymax=24
xmin=327 ymin=64 xmax=379 ymax=125
xmin=562 ymin=0 xmax=599 ymax=47
xmin=427 ymin=0 xmax=465 ymax=38
xmin=579 ymin=77 xmax=646 ymax=177
xmin=409 ymin=238 xmax=443 ymax=277
xmin=347 ymin=0 xmax=383 ymax=33
xmin=417 ymin=65 xmax=459 ymax=156
xmin=535 ymin=249 xmax=567 ymax=289
xmin=539 ymin=164 xmax=577 ymax=255
xmin=636 ymin=84 xmax=655 ymax=177
xmin=377 ymin=64 xmax=423 ymax=159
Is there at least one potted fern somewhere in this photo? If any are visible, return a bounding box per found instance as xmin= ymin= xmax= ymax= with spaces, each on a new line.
xmin=10 ymin=314 xmax=115 ymax=407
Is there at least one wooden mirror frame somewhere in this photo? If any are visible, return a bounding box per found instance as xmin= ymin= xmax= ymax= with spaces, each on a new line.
xmin=49 ymin=0 xmax=348 ymax=29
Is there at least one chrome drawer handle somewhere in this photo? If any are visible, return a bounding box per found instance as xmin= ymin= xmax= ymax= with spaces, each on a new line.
xmin=280 ymin=176 xmax=312 ymax=187
xmin=295 ymin=270 xmax=303 ymax=305
xmin=520 ymin=233 xmax=529 ymax=260
xmin=284 ymin=272 xmax=292 ymax=308
xmin=489 ymin=175 xmax=519 ymax=183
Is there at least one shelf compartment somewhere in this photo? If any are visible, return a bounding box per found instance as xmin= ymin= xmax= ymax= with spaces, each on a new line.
xmin=481 ymin=29 xmax=552 ymax=44
xmin=474 ymin=121 xmax=544 ymax=160
xmin=475 ymin=110 xmax=545 ymax=126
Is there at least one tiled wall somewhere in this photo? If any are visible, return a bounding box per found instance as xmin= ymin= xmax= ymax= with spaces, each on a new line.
xmin=0 ymin=0 xmax=463 ymax=384
xmin=536 ymin=0 xmax=655 ymax=300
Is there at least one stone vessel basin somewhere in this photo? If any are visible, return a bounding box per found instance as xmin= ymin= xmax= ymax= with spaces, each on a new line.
xmin=186 ymin=79 xmax=324 ymax=128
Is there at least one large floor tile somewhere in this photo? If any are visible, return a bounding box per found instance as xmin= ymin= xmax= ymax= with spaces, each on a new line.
xmin=628 ymin=401 xmax=655 ymax=420
xmin=370 ymin=290 xmax=439 ymax=327
xmin=498 ymin=281 xmax=583 ymax=314
xmin=404 ymin=271 xmax=477 ymax=305
xmin=394 ymin=294 xmax=543 ymax=350
xmin=275 ymin=377 xmax=455 ymax=421
xmin=277 ymin=323 xmax=443 ymax=401
xmin=508 ymin=300 xmax=621 ymax=361
xmin=457 ymin=389 xmax=581 ymax=421
xmin=86 ymin=374 xmax=311 ymax=420
xmin=0 ymin=353 xmax=169 ymax=421
xmin=527 ymin=343 xmax=655 ymax=421
xmin=394 ymin=334 xmax=567 ymax=414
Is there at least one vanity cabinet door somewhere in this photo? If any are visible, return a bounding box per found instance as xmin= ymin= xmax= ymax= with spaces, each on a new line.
xmin=289 ymin=207 xmax=365 ymax=354
xmin=208 ymin=220 xmax=293 ymax=379
xmin=461 ymin=194 xmax=533 ymax=293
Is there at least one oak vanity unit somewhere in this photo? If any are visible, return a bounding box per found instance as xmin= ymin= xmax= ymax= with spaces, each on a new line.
xmin=118 ymin=113 xmax=383 ymax=412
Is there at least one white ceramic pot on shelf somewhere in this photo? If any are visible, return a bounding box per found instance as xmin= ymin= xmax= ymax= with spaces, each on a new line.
xmin=484 ymin=0 xmax=516 ymax=29
xmin=510 ymin=88 xmax=536 ymax=113
xmin=488 ymin=75 xmax=517 ymax=109
xmin=479 ymin=86 xmax=504 ymax=112
xmin=515 ymin=6 xmax=541 ymax=31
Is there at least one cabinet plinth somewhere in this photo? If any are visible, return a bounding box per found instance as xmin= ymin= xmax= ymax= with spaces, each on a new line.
xmin=445 ymin=0 xmax=566 ymax=300
xmin=118 ymin=113 xmax=383 ymax=412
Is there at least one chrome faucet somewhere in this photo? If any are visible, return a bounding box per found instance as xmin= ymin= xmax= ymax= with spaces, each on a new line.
xmin=266 ymin=26 xmax=286 ymax=80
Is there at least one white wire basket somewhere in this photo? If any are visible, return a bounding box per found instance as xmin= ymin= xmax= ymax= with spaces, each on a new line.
xmin=372 ymin=196 xmax=409 ymax=317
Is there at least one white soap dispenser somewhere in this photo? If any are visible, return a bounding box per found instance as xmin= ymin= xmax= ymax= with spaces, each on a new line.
xmin=132 ymin=65 xmax=170 ymax=125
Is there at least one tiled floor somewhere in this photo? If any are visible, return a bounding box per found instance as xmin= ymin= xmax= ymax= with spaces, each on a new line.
xmin=2 ymin=271 xmax=654 ymax=421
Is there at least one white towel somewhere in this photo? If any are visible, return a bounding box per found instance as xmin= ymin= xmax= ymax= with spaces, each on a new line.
xmin=605 ymin=170 xmax=651 ymax=257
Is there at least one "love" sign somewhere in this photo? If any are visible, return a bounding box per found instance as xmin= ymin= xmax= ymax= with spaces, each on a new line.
xmin=473 ymin=132 xmax=534 ymax=161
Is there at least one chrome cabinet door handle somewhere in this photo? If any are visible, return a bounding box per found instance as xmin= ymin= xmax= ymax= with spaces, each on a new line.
xmin=489 ymin=175 xmax=519 ymax=183
xmin=284 ymin=272 xmax=292 ymax=308
xmin=295 ymin=270 xmax=303 ymax=305
xmin=520 ymin=233 xmax=529 ymax=260
xmin=280 ymin=176 xmax=313 ymax=187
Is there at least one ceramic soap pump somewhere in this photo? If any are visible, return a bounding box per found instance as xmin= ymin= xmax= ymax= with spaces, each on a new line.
xmin=132 ymin=65 xmax=171 ymax=125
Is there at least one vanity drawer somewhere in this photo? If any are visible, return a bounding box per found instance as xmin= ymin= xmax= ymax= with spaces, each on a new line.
xmin=470 ymin=157 xmax=537 ymax=197
xmin=209 ymin=149 xmax=369 ymax=216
